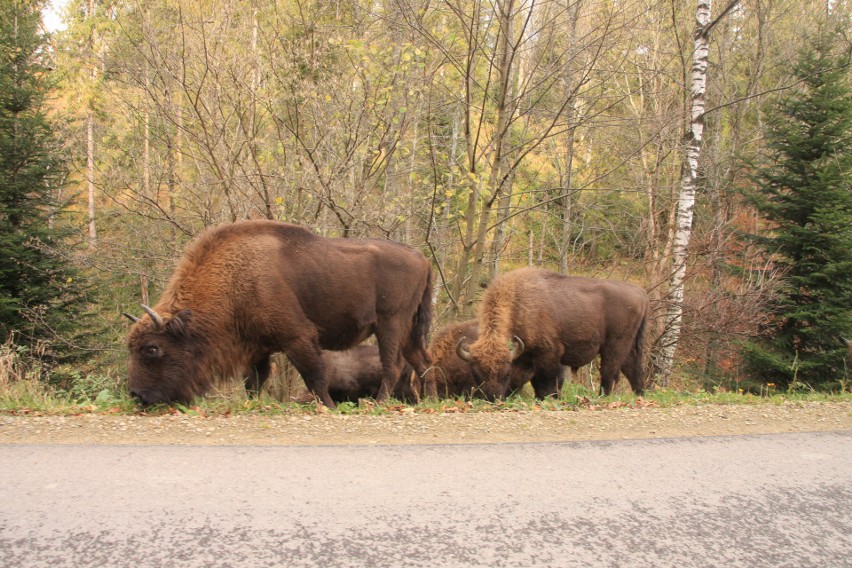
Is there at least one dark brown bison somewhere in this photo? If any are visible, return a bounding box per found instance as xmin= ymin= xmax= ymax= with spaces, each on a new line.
xmin=456 ymin=267 xmax=648 ymax=400
xmin=427 ymin=320 xmax=536 ymax=398
xmin=124 ymin=220 xmax=432 ymax=408
xmin=293 ymin=345 xmax=417 ymax=404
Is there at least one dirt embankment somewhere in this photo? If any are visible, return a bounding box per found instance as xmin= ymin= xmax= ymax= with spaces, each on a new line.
xmin=1 ymin=401 xmax=850 ymax=446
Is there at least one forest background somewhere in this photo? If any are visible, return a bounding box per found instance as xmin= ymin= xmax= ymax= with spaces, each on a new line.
xmin=2 ymin=0 xmax=850 ymax=403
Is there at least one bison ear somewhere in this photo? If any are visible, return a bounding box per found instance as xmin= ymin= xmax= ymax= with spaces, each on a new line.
xmin=509 ymin=335 xmax=525 ymax=360
xmin=165 ymin=310 xmax=193 ymax=338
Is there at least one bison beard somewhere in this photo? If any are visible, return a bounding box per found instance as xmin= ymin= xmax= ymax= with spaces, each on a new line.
xmin=125 ymin=221 xmax=433 ymax=408
xmin=456 ymin=267 xmax=648 ymax=400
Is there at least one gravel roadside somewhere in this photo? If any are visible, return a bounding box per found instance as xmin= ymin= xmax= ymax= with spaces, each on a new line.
xmin=2 ymin=401 xmax=850 ymax=446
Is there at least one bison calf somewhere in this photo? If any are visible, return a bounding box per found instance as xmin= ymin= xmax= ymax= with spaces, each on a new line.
xmin=125 ymin=220 xmax=432 ymax=408
xmin=293 ymin=345 xmax=418 ymax=404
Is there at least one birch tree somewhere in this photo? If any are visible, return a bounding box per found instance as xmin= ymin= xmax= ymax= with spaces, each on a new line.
xmin=653 ymin=0 xmax=740 ymax=384
xmin=85 ymin=0 xmax=96 ymax=247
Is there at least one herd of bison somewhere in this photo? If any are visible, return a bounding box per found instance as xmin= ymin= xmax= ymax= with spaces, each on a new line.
xmin=123 ymin=220 xmax=648 ymax=408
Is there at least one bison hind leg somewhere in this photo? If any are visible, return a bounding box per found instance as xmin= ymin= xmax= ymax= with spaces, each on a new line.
xmin=620 ymin=351 xmax=645 ymax=396
xmin=401 ymin=328 xmax=434 ymax=401
xmin=375 ymin=321 xmax=414 ymax=403
xmin=376 ymin=354 xmax=408 ymax=403
xmin=598 ymin=354 xmax=622 ymax=396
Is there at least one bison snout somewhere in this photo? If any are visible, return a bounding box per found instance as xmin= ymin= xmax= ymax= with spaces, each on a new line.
xmin=479 ymin=389 xmax=502 ymax=403
xmin=130 ymin=388 xmax=160 ymax=407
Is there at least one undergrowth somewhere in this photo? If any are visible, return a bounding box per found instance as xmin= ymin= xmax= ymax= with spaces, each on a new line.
xmin=3 ymin=335 xmax=850 ymax=416
xmin=2 ymin=378 xmax=850 ymax=416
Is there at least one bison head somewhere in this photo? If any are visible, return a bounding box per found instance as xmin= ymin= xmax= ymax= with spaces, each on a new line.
xmin=455 ymin=335 xmax=525 ymax=400
xmin=125 ymin=305 xmax=204 ymax=406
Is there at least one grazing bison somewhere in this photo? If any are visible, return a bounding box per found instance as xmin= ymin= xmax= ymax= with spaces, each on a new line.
xmin=293 ymin=345 xmax=417 ymax=404
xmin=428 ymin=320 xmax=536 ymax=398
xmin=124 ymin=220 xmax=432 ymax=408
xmin=456 ymin=267 xmax=648 ymax=400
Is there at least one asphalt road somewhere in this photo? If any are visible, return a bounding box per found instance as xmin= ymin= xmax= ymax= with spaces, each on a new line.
xmin=1 ymin=432 xmax=850 ymax=567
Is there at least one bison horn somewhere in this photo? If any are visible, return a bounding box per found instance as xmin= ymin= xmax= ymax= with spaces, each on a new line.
xmin=123 ymin=312 xmax=141 ymax=324
xmin=456 ymin=337 xmax=473 ymax=362
xmin=141 ymin=304 xmax=165 ymax=330
xmin=510 ymin=335 xmax=525 ymax=360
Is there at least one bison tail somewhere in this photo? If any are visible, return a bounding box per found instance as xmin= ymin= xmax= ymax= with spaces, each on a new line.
xmin=633 ymin=302 xmax=649 ymax=359
xmin=408 ymin=264 xmax=434 ymax=365
xmin=630 ymin=302 xmax=650 ymax=394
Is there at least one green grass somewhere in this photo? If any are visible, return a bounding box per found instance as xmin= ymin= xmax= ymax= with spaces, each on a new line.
xmin=1 ymin=378 xmax=850 ymax=417
xmin=5 ymin=332 xmax=850 ymax=416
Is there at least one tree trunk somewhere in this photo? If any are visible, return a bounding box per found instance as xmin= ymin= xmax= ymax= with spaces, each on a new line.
xmin=86 ymin=111 xmax=96 ymax=247
xmin=653 ymin=0 xmax=712 ymax=384
xmin=559 ymin=0 xmax=582 ymax=275
xmin=449 ymin=0 xmax=484 ymax=316
xmin=461 ymin=0 xmax=517 ymax=313
xmin=86 ymin=0 xmax=97 ymax=248
xmin=143 ymin=66 xmax=150 ymax=199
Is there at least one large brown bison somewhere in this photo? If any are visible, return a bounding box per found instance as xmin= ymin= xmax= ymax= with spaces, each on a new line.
xmin=295 ymin=345 xmax=417 ymax=404
xmin=124 ymin=220 xmax=432 ymax=408
xmin=456 ymin=267 xmax=648 ymax=400
xmin=428 ymin=320 xmax=536 ymax=398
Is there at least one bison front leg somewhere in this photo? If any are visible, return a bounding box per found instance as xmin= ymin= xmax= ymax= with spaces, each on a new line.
xmin=530 ymin=360 xmax=565 ymax=400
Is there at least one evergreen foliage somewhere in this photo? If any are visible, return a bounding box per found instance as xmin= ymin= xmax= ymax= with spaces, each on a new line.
xmin=0 ymin=1 xmax=85 ymax=362
xmin=743 ymin=29 xmax=852 ymax=388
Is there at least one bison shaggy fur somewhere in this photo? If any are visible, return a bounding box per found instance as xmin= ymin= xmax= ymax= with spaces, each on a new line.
xmin=125 ymin=220 xmax=432 ymax=407
xmin=458 ymin=267 xmax=648 ymax=400
xmin=428 ymin=320 xmax=535 ymax=398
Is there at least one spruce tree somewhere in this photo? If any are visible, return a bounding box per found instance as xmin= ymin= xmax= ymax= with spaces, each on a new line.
xmin=743 ymin=29 xmax=852 ymax=389
xmin=0 ymin=1 xmax=83 ymax=357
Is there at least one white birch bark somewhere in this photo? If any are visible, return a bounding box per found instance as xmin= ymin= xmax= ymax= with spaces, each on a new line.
xmin=655 ymin=0 xmax=712 ymax=384
xmin=86 ymin=101 xmax=96 ymax=246
xmin=86 ymin=0 xmax=97 ymax=248
xmin=143 ymin=64 xmax=150 ymax=199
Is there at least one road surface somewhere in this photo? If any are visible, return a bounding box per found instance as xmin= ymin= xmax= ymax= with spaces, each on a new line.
xmin=1 ymin=432 xmax=850 ymax=567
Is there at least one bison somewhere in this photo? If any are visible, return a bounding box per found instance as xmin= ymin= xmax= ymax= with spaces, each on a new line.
xmin=124 ymin=220 xmax=432 ymax=408
xmin=456 ymin=267 xmax=648 ymax=400
xmin=292 ymin=345 xmax=417 ymax=404
xmin=428 ymin=320 xmax=536 ymax=398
